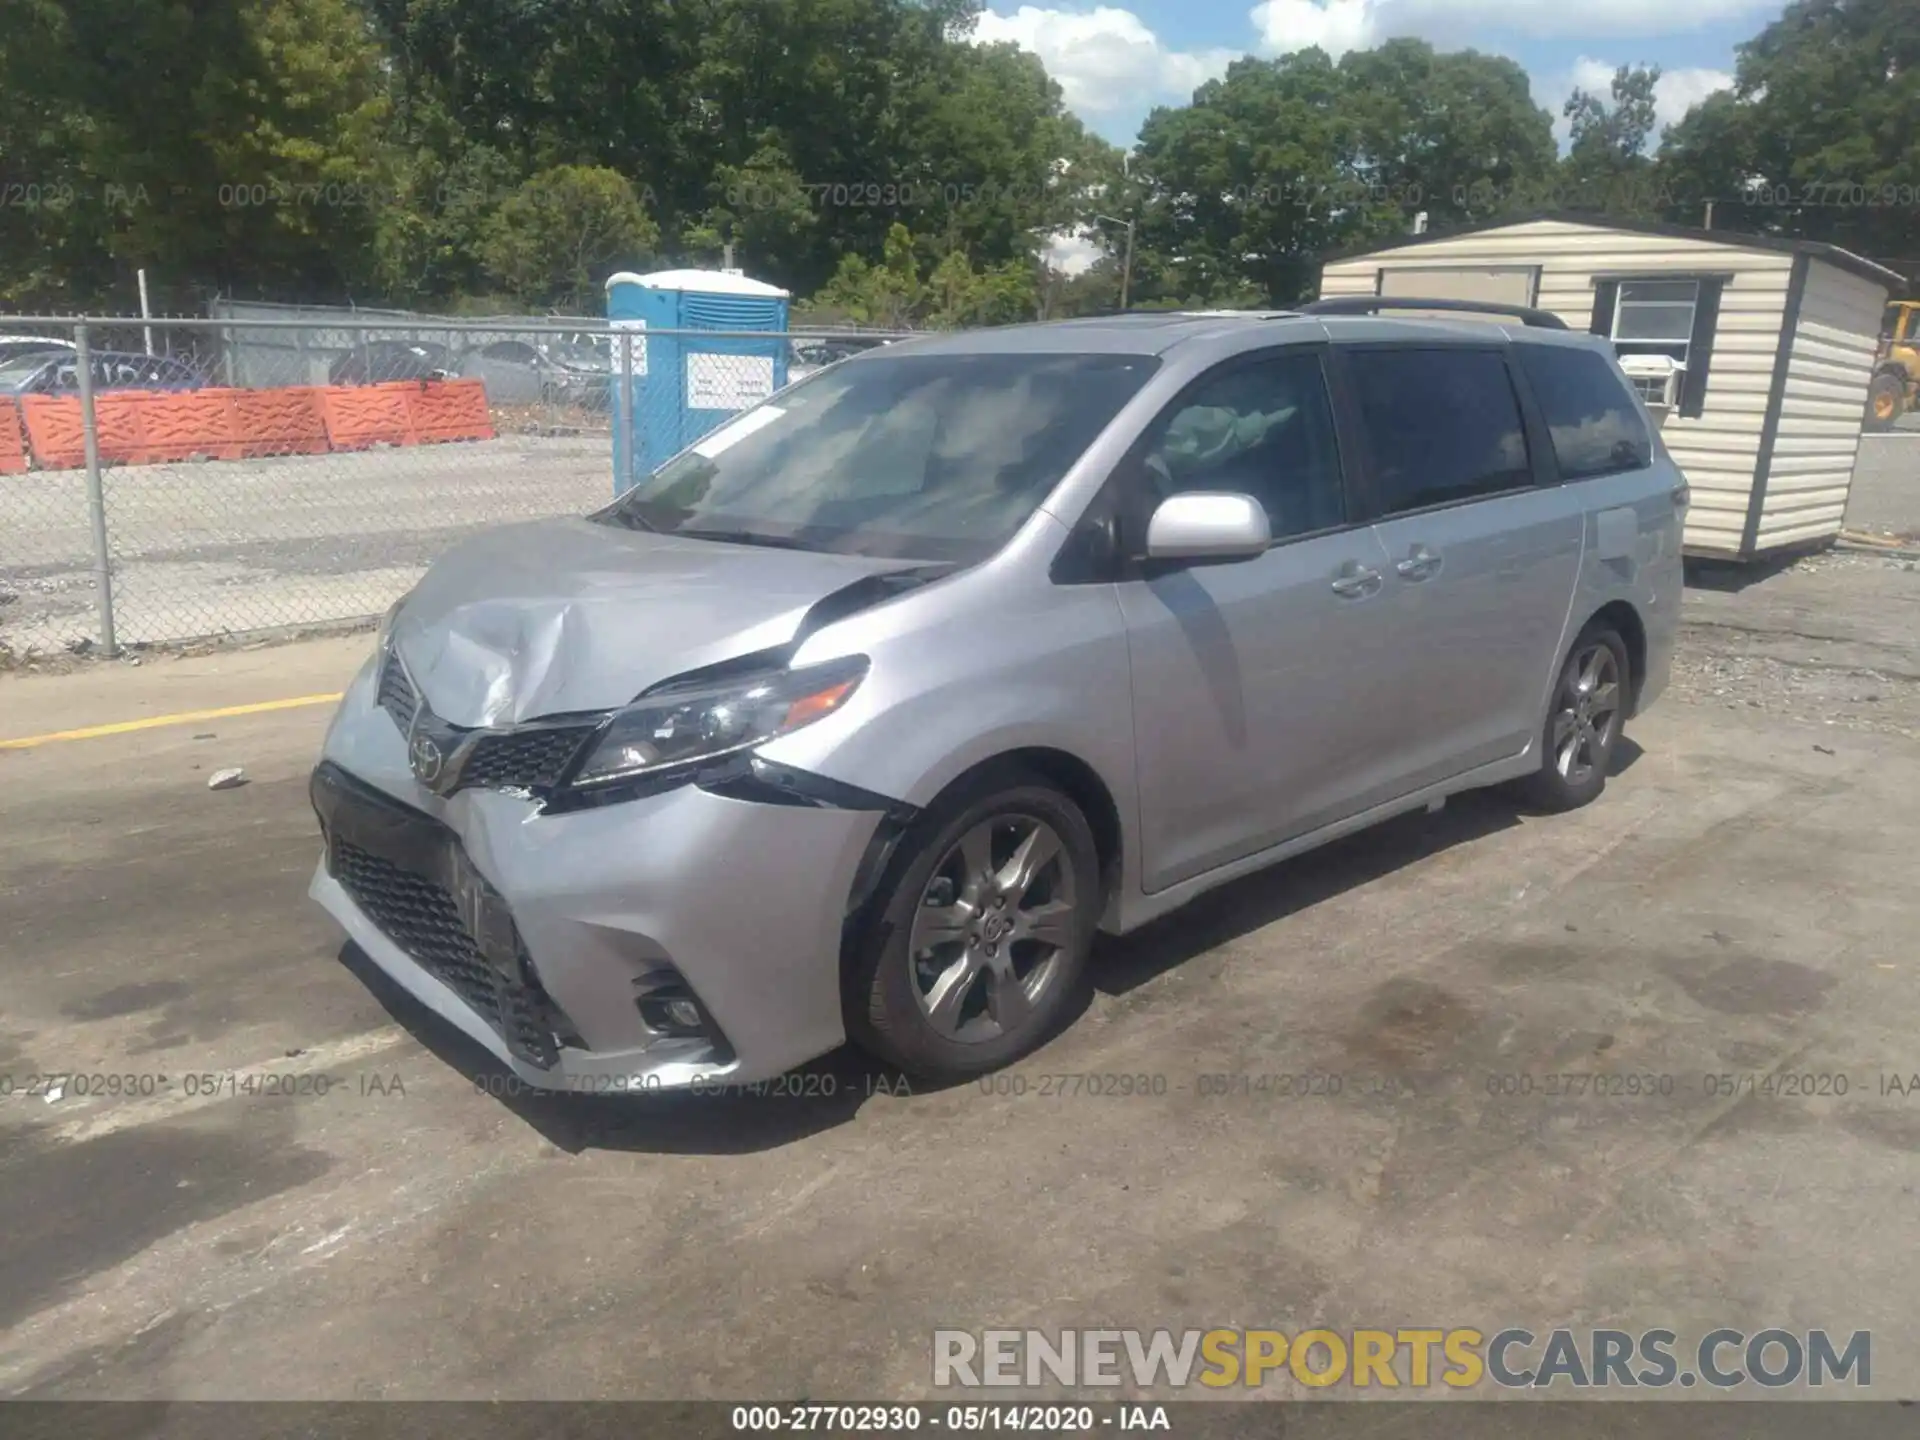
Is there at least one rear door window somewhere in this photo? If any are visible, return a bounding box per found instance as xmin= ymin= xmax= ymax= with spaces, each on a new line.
xmin=1346 ymin=348 xmax=1532 ymax=515
xmin=1516 ymin=344 xmax=1652 ymax=480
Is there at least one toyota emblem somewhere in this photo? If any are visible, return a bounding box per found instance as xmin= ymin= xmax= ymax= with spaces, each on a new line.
xmin=409 ymin=730 xmax=445 ymax=782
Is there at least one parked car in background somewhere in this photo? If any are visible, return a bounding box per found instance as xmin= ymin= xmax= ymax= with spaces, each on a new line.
xmin=0 ymin=350 xmax=207 ymax=396
xmin=788 ymin=334 xmax=893 ymax=383
xmin=0 ymin=335 xmax=77 ymax=367
xmin=328 ymin=340 xmax=456 ymax=386
xmin=458 ymin=338 xmax=612 ymax=410
xmin=310 ymin=299 xmax=1684 ymax=1096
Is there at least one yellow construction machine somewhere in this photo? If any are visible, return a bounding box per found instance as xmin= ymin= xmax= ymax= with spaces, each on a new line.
xmin=1866 ymin=299 xmax=1920 ymax=430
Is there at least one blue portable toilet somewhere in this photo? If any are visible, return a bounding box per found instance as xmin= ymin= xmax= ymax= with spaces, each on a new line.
xmin=605 ymin=268 xmax=791 ymax=493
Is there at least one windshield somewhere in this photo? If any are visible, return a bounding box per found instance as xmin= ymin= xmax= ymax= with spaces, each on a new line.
xmin=0 ymin=340 xmax=67 ymax=363
xmin=548 ymin=341 xmax=609 ymax=368
xmin=596 ymin=351 xmax=1157 ymax=562
xmin=0 ymin=356 xmax=53 ymax=386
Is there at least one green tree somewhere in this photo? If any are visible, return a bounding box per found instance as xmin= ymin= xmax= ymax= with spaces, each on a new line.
xmin=1129 ymin=51 xmax=1363 ymax=307
xmin=479 ymin=165 xmax=659 ymax=308
xmin=1337 ymin=40 xmax=1557 ymax=227
xmin=802 ymin=222 xmax=1039 ymax=327
xmin=684 ymin=138 xmax=818 ymax=290
xmin=368 ymin=99 xmax=520 ymax=304
xmin=1656 ymin=0 xmax=1920 ymax=259
xmin=0 ymin=0 xmax=393 ymax=308
xmin=805 ymin=221 xmax=925 ymax=327
xmin=1558 ymin=64 xmax=1668 ymax=216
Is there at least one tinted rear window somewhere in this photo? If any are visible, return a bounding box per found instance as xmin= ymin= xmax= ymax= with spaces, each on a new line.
xmin=1516 ymin=344 xmax=1652 ymax=479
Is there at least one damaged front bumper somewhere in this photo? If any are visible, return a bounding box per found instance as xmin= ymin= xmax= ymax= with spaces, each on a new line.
xmin=308 ymin=656 xmax=904 ymax=1092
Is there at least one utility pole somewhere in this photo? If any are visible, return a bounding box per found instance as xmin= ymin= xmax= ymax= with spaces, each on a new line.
xmin=1703 ymin=200 xmax=1715 ymax=230
xmin=1093 ymin=213 xmax=1135 ymax=313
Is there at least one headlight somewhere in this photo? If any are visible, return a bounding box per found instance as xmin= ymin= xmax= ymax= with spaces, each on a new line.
xmin=569 ymin=656 xmax=868 ymax=791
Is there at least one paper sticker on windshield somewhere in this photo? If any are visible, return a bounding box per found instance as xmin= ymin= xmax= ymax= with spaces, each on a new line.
xmin=687 ymin=351 xmax=775 ymax=410
xmin=691 ymin=405 xmax=786 ymax=458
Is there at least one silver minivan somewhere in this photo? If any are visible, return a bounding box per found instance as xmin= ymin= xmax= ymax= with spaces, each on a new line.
xmin=310 ymin=299 xmax=1685 ymax=1091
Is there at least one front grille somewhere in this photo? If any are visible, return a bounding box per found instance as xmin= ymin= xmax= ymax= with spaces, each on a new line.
xmin=460 ymin=726 xmax=596 ymax=791
xmin=375 ymin=649 xmax=418 ymax=721
xmin=329 ymin=838 xmax=560 ymax=1068
xmin=376 ymin=648 xmax=597 ymax=796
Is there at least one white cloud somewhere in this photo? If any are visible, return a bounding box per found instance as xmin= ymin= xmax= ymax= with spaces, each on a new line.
xmin=973 ymin=6 xmax=1237 ymax=113
xmin=1044 ymin=231 xmax=1106 ymax=275
xmin=1372 ymin=0 xmax=1773 ymax=41
xmin=1250 ymin=0 xmax=1378 ymax=57
xmin=1545 ymin=56 xmax=1733 ymax=147
xmin=973 ymin=3 xmax=1741 ymax=144
xmin=1653 ymin=65 xmax=1736 ymax=131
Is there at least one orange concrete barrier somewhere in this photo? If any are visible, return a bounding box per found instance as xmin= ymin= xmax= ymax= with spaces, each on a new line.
xmin=233 ymin=387 xmax=328 ymax=457
xmin=87 ymin=392 xmax=150 ymax=465
xmin=125 ymin=389 xmax=245 ymax=462
xmin=19 ymin=395 xmax=87 ymax=469
xmin=320 ymin=382 xmax=415 ymax=450
xmin=13 ymin=381 xmax=490 ymax=470
xmin=0 ymin=398 xmax=26 ymax=474
xmin=405 ymin=378 xmax=494 ymax=443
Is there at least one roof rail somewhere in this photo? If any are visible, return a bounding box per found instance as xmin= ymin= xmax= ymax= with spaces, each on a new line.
xmin=1298 ymin=296 xmax=1569 ymax=330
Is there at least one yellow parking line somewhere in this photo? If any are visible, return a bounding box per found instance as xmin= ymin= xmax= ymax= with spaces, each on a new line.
xmin=0 ymin=693 xmax=343 ymax=749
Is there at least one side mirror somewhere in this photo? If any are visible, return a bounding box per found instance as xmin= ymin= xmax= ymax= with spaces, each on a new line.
xmin=1144 ymin=492 xmax=1271 ymax=563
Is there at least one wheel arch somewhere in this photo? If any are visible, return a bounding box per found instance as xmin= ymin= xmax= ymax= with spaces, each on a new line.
xmin=912 ymin=747 xmax=1123 ymax=911
xmin=1581 ymin=598 xmax=1648 ymax=716
xmin=839 ymin=744 xmax=1126 ymax=962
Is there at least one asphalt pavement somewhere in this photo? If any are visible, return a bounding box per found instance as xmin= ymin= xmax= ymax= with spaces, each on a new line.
xmin=2 ymin=556 xmax=1919 ymax=1399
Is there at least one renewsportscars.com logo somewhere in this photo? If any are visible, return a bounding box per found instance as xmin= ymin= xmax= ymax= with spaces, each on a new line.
xmin=932 ymin=1328 xmax=1871 ymax=1390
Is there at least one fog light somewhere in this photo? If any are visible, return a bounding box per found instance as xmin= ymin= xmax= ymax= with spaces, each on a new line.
xmin=634 ymin=977 xmax=709 ymax=1039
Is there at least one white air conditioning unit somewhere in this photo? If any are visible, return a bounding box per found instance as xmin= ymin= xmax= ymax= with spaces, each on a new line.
xmin=1618 ymin=353 xmax=1684 ymax=415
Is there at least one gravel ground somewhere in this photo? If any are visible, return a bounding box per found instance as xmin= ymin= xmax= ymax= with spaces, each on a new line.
xmin=1844 ymin=433 xmax=1920 ymax=541
xmin=1674 ymin=548 xmax=1920 ymax=740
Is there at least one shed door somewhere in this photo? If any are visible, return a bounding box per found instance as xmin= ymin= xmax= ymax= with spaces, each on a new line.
xmin=1376 ymin=266 xmax=1540 ymax=320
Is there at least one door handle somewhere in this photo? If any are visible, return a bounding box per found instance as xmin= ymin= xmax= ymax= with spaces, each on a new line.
xmin=1329 ymin=564 xmax=1382 ymax=598
xmin=1395 ymin=545 xmax=1442 ymax=581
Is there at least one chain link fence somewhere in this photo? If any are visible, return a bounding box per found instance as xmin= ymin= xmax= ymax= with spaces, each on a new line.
xmin=0 ymin=315 xmax=908 ymax=658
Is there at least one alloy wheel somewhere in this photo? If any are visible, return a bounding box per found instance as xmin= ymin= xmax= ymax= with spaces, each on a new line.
xmin=906 ymin=814 xmax=1077 ymax=1044
xmin=1551 ymin=642 xmax=1622 ymax=786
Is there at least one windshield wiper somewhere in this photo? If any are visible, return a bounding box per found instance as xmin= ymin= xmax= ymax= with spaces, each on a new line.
xmin=674 ymin=527 xmax=822 ymax=553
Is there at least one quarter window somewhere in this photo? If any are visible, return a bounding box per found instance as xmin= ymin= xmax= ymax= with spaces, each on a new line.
xmin=1515 ymin=344 xmax=1652 ymax=480
xmin=1346 ymin=349 xmax=1532 ymax=515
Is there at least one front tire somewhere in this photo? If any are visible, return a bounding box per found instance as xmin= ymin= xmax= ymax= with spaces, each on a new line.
xmin=846 ymin=769 xmax=1101 ymax=1082
xmin=1521 ymin=623 xmax=1630 ymax=813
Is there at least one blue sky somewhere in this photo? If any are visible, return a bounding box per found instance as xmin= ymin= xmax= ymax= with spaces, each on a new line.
xmin=973 ymin=0 xmax=1778 ymax=151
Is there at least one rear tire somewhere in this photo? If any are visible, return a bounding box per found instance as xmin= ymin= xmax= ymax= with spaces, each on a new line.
xmin=1866 ymin=370 xmax=1904 ymax=432
xmin=1520 ymin=623 xmax=1631 ymax=813
xmin=845 ymin=767 xmax=1101 ymax=1083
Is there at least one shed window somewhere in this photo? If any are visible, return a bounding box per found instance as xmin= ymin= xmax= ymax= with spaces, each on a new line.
xmin=1591 ymin=274 xmax=1726 ymax=420
xmin=1612 ymin=279 xmax=1700 ymax=360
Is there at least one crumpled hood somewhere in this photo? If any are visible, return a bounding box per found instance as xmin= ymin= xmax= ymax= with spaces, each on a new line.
xmin=388 ymin=517 xmax=917 ymax=726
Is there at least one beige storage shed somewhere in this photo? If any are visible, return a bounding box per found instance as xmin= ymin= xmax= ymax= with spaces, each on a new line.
xmin=1318 ymin=216 xmax=1903 ymax=559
